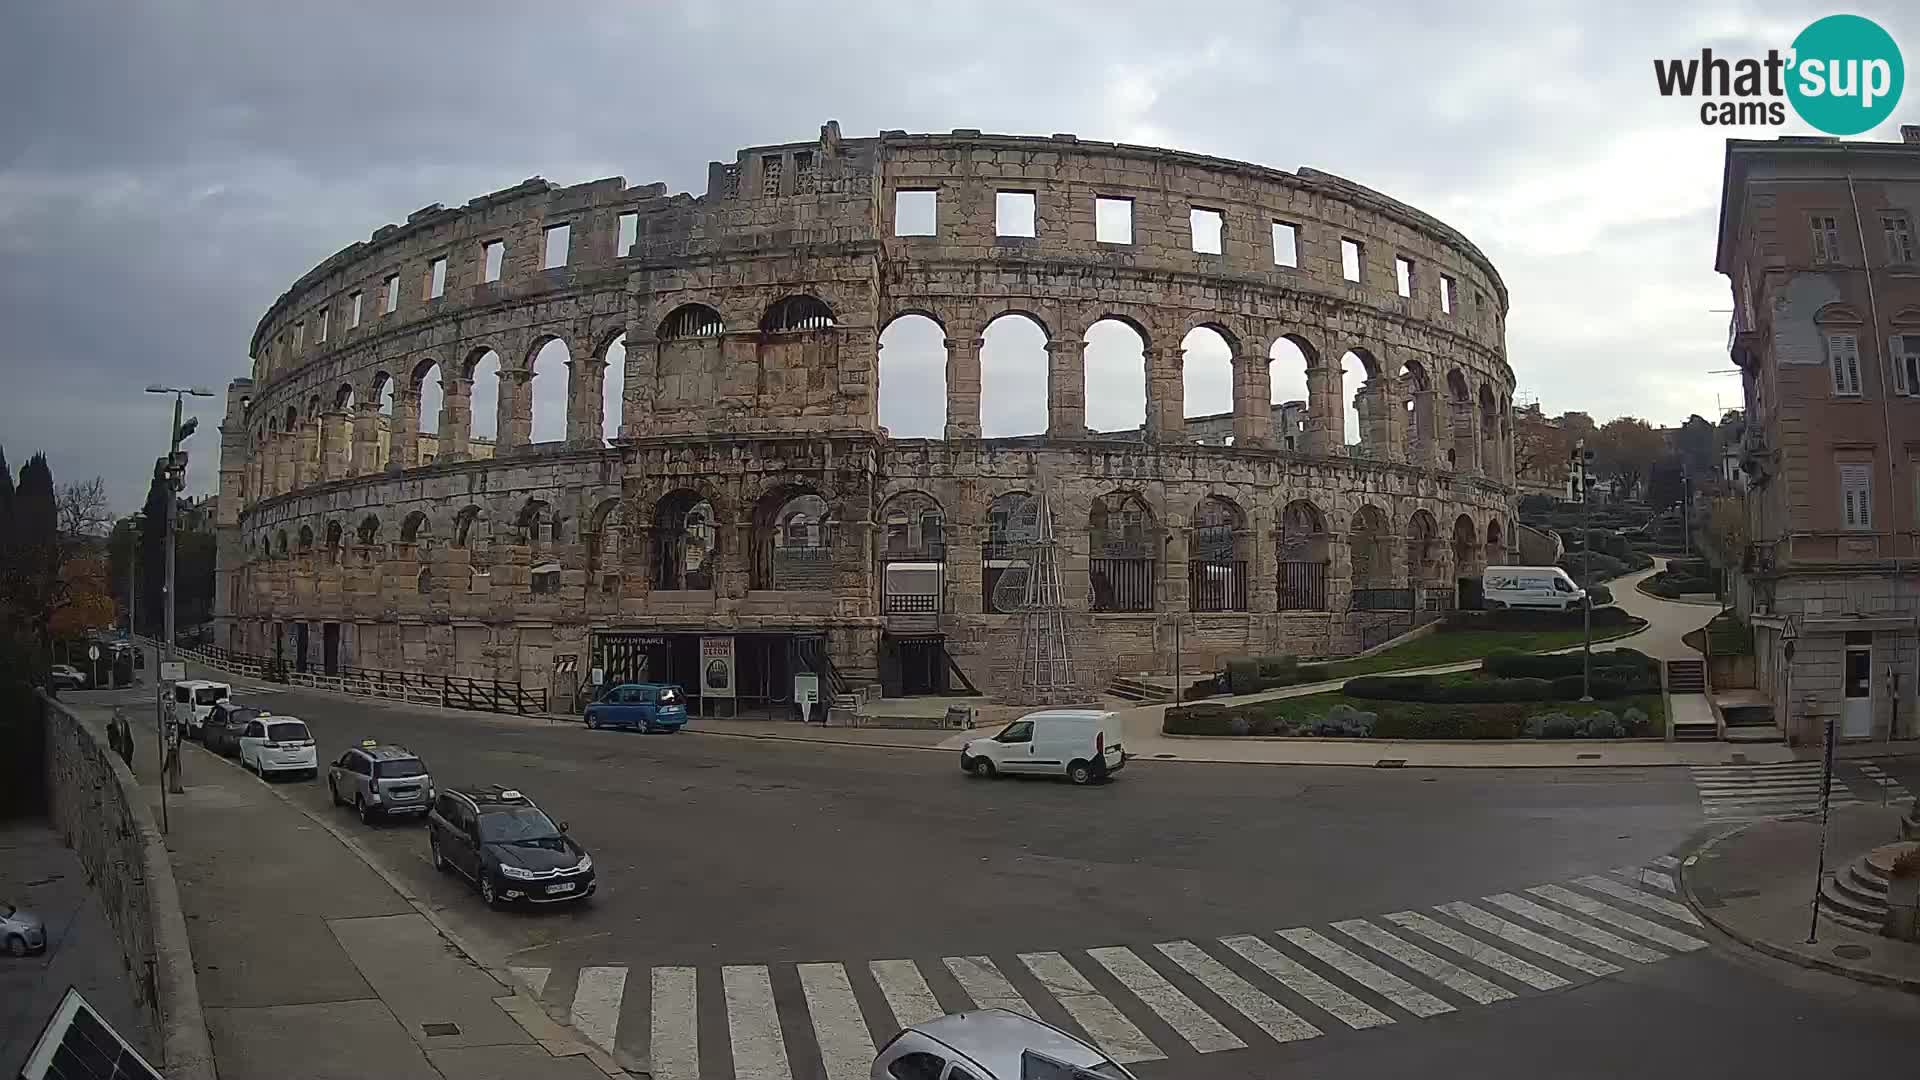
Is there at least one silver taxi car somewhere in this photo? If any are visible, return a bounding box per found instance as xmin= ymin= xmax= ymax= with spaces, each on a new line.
xmin=327 ymin=739 xmax=435 ymax=823
xmin=872 ymin=1009 xmax=1134 ymax=1080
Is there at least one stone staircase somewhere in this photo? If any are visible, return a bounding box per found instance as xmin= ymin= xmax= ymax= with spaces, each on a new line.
xmin=1818 ymin=841 xmax=1916 ymax=933
xmin=1107 ymin=675 xmax=1172 ymax=704
xmin=1666 ymin=658 xmax=1706 ymax=692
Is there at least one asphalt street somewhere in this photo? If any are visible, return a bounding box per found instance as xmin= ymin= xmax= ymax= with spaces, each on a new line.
xmin=99 ymin=672 xmax=1920 ymax=1080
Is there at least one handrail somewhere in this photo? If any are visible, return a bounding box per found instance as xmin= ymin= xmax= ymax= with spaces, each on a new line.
xmin=137 ymin=636 xmax=548 ymax=717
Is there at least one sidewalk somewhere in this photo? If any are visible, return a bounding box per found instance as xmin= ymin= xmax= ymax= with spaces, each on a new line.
xmin=1681 ymin=803 xmax=1920 ymax=990
xmin=88 ymin=699 xmax=622 ymax=1080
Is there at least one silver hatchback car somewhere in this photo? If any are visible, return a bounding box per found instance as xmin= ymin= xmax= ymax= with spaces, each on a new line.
xmin=871 ymin=1009 xmax=1135 ymax=1080
xmin=327 ymin=740 xmax=435 ymax=824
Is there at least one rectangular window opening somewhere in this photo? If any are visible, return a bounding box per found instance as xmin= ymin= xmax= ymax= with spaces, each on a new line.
xmin=616 ymin=213 xmax=638 ymax=257
xmin=1839 ymin=463 xmax=1872 ymax=530
xmin=1271 ymin=221 xmax=1298 ymax=267
xmin=1394 ymin=255 xmax=1414 ymax=298
xmin=1811 ymin=215 xmax=1841 ymax=264
xmin=482 ymin=240 xmax=504 ymax=283
xmin=349 ymin=292 xmax=362 ymax=328
xmin=1895 ymin=333 xmax=1920 ymax=396
xmin=761 ymin=155 xmax=783 ymax=198
xmin=317 ymin=307 xmax=329 ymax=343
xmin=542 ymin=224 xmax=570 ymax=269
xmin=1440 ymin=274 xmax=1455 ymax=314
xmin=293 ymin=321 xmax=304 ymax=348
xmin=894 ymin=189 xmax=937 ymax=236
xmin=1827 ymin=333 xmax=1862 ymax=396
xmin=383 ymin=275 xmax=400 ymax=315
xmin=1341 ymin=238 xmax=1363 ymax=282
xmin=1096 ymin=196 xmax=1133 ymax=245
xmin=996 ymin=191 xmax=1036 ymax=237
xmin=1884 ymin=215 xmax=1915 ymax=264
xmin=1190 ymin=207 xmax=1224 ymax=255
xmin=427 ymin=256 xmax=447 ymax=299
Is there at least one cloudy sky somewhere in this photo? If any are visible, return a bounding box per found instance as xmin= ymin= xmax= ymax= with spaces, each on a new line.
xmin=3 ymin=0 xmax=1915 ymax=512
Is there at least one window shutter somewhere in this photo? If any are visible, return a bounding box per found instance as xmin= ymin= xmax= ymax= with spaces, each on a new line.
xmin=1893 ymin=335 xmax=1911 ymax=397
xmin=1840 ymin=464 xmax=1872 ymax=529
xmin=1811 ymin=218 xmax=1827 ymax=262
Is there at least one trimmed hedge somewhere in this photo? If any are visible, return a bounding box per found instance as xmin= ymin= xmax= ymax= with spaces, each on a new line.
xmin=1222 ymin=654 xmax=1323 ymax=695
xmin=1448 ymin=606 xmax=1639 ymax=631
xmin=1483 ymin=647 xmax=1656 ymax=683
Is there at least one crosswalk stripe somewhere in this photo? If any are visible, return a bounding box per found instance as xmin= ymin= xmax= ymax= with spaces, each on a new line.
xmin=723 ymin=965 xmax=791 ymax=1080
xmin=1018 ymin=951 xmax=1164 ymax=1063
xmin=1153 ymin=940 xmax=1321 ymax=1044
xmin=1086 ymin=946 xmax=1243 ymax=1053
xmin=1692 ymin=762 xmax=1825 ymax=773
xmin=1649 ymin=854 xmax=1680 ymax=869
xmin=1435 ymin=902 xmax=1622 ymax=977
xmin=1482 ymin=894 xmax=1667 ymax=963
xmin=1610 ymin=868 xmax=1675 ymax=894
xmin=1572 ymin=875 xmax=1703 ymax=925
xmin=1378 ymin=912 xmax=1570 ymax=991
xmin=870 ymin=959 xmax=944 ymax=1029
xmin=1693 ymin=782 xmax=1835 ymax=794
xmin=1277 ymin=928 xmax=1453 ymax=1018
xmin=570 ymin=966 xmax=627 ymax=1055
xmin=651 ymin=967 xmax=699 ymax=1080
xmin=1329 ymin=919 xmax=1514 ymax=1005
xmin=1219 ymin=934 xmax=1393 ymax=1030
xmin=510 ymin=965 xmax=550 ymax=998
xmin=799 ymin=963 xmax=874 ymax=1080
xmin=944 ymin=956 xmax=1038 ymax=1018
xmin=1527 ymin=885 xmax=1708 ymax=952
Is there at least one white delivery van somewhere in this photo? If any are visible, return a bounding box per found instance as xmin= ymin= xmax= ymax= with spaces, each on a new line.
xmin=1482 ymin=566 xmax=1586 ymax=611
xmin=170 ymin=679 xmax=232 ymax=739
xmin=960 ymin=709 xmax=1126 ymax=785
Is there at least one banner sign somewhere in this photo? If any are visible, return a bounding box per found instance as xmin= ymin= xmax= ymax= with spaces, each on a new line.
xmin=700 ymin=635 xmax=735 ymax=699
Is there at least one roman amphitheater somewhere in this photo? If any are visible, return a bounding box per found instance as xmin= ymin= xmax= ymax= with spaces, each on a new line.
xmin=214 ymin=122 xmax=1516 ymax=714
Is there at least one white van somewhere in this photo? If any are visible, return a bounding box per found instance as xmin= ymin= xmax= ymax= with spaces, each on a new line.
xmin=1483 ymin=566 xmax=1586 ymax=611
xmin=170 ymin=679 xmax=232 ymax=739
xmin=960 ymin=709 xmax=1126 ymax=785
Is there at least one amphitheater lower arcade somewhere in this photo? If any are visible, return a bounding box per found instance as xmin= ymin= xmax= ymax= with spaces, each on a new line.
xmin=215 ymin=124 xmax=1517 ymax=712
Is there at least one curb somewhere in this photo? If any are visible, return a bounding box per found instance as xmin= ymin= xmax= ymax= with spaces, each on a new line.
xmin=1677 ymin=821 xmax=1920 ymax=994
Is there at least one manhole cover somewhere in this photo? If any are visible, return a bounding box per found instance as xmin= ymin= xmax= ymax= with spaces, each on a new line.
xmin=422 ymin=1023 xmax=462 ymax=1037
xmin=1576 ymin=753 xmax=1602 ymax=760
xmin=1730 ymin=753 xmax=1749 ymax=764
xmin=1832 ymin=944 xmax=1871 ymax=960
xmin=1152 ymin=753 xmax=1175 ymax=759
xmin=1374 ymin=759 xmax=1406 ymax=769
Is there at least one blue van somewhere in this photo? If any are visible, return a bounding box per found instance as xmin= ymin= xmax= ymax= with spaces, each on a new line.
xmin=584 ymin=683 xmax=689 ymax=733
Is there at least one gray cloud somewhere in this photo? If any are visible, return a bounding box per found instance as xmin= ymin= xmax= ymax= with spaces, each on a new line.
xmin=3 ymin=0 xmax=1915 ymax=509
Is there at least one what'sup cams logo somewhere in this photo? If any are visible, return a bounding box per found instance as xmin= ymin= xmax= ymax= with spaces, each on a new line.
xmin=1654 ymin=14 xmax=1903 ymax=134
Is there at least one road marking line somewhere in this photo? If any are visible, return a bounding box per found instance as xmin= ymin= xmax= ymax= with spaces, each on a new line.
xmin=870 ymin=959 xmax=944 ymax=1028
xmin=1329 ymin=919 xmax=1514 ymax=1005
xmin=799 ymin=963 xmax=873 ymax=1080
xmin=1018 ymin=951 xmax=1164 ymax=1063
xmin=1692 ymin=782 xmax=1834 ymax=795
xmin=1649 ymin=854 xmax=1680 ymax=870
xmin=1154 ymin=940 xmax=1321 ymax=1044
xmin=1086 ymin=946 xmax=1242 ymax=1053
xmin=570 ymin=966 xmax=627 ymax=1055
xmin=1610 ymin=868 xmax=1675 ymax=894
xmin=1276 ymin=928 xmax=1454 ymax=1018
xmin=1527 ymin=885 xmax=1708 ymax=952
xmin=1382 ymin=911 xmax=1570 ymax=991
xmin=723 ymin=965 xmax=791 ymax=1080
xmin=1435 ymin=902 xmax=1621 ymax=977
xmin=510 ymin=965 xmax=550 ymax=999
xmin=1483 ymin=894 xmax=1666 ymax=963
xmin=1573 ymin=874 xmax=1703 ymax=925
xmin=944 ymin=956 xmax=1038 ymax=1018
xmin=651 ymin=967 xmax=699 ymax=1080
xmin=1219 ymin=935 xmax=1393 ymax=1030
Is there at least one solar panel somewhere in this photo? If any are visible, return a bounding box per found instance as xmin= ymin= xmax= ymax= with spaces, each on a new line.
xmin=18 ymin=987 xmax=163 ymax=1080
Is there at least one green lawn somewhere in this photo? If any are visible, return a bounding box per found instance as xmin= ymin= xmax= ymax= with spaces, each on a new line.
xmin=1235 ymin=691 xmax=1668 ymax=738
xmin=1318 ymin=623 xmax=1646 ymax=680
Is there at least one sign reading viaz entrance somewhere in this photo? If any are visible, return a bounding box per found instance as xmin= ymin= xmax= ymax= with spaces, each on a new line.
xmin=1653 ymin=14 xmax=1903 ymax=133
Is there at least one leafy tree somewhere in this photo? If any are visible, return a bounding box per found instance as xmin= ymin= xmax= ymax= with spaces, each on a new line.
xmin=1674 ymin=415 xmax=1716 ymax=476
xmin=6 ymin=454 xmax=61 ymax=644
xmin=1513 ymin=410 xmax=1570 ymax=480
xmin=1591 ymin=417 xmax=1665 ymax=500
xmin=1556 ymin=411 xmax=1596 ymax=439
xmin=56 ymin=476 xmax=113 ymax=540
xmin=49 ymin=556 xmax=114 ymax=639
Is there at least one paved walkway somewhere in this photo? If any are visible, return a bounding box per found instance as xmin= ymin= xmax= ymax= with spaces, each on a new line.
xmin=86 ymin=694 xmax=618 ymax=1080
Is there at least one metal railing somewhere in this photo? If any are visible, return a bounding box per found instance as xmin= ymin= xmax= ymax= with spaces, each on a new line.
xmin=883 ymin=591 xmax=941 ymax=614
xmin=1090 ymin=557 xmax=1156 ymax=612
xmin=1350 ymin=587 xmax=1415 ymax=611
xmin=145 ymin=637 xmax=549 ymax=716
xmin=1276 ymin=561 xmax=1328 ymax=611
xmin=1188 ymin=559 xmax=1248 ymax=612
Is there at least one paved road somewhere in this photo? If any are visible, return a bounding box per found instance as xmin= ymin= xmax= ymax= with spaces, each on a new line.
xmin=101 ymin=669 xmax=1920 ymax=1079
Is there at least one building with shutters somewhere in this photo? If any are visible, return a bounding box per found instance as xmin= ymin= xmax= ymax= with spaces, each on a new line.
xmin=1717 ymin=127 xmax=1920 ymax=744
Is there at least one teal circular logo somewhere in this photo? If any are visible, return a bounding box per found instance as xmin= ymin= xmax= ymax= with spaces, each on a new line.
xmin=1787 ymin=15 xmax=1903 ymax=136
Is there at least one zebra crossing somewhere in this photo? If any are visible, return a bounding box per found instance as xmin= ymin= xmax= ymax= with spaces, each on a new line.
xmin=1689 ymin=760 xmax=1858 ymax=822
xmin=510 ymin=858 xmax=1702 ymax=1077
xmin=1857 ymin=762 xmax=1915 ymax=806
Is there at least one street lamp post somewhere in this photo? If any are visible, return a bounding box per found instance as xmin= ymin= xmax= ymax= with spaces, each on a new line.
xmin=147 ymin=384 xmax=212 ymax=802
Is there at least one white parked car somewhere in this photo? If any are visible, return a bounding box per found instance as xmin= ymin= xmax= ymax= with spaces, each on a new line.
xmin=872 ymin=1008 xmax=1135 ymax=1079
xmin=960 ymin=709 xmax=1126 ymax=785
xmin=1482 ymin=565 xmax=1586 ymax=611
xmin=170 ymin=679 xmax=232 ymax=739
xmin=238 ymin=715 xmax=317 ymax=780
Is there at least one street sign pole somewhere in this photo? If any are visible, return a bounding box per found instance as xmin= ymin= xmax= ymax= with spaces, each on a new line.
xmin=1578 ymin=440 xmax=1593 ymax=702
xmin=162 ymin=396 xmax=186 ymax=796
xmin=1808 ymin=711 xmax=1836 ymax=943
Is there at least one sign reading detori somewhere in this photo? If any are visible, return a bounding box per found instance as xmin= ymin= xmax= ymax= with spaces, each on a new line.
xmin=700 ymin=635 xmax=735 ymax=716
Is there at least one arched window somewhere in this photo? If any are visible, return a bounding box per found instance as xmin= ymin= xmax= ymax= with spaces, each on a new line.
xmin=761 ymin=295 xmax=835 ymax=333
xmin=1085 ymin=318 xmax=1147 ymax=437
xmin=356 ymin=515 xmax=380 ymax=546
xmin=453 ymin=506 xmax=481 ymax=548
xmin=1181 ymin=325 xmax=1236 ymax=437
xmin=980 ymin=313 xmax=1048 ymax=437
xmin=982 ymin=492 xmax=1040 ymax=614
xmin=1088 ymin=491 xmax=1156 ymax=612
xmin=1486 ymin=517 xmax=1506 ymax=566
xmin=1268 ymin=335 xmax=1317 ymax=453
xmin=660 ymin=303 xmax=724 ymax=340
xmin=1349 ymin=504 xmax=1394 ymax=596
xmin=878 ymin=314 xmax=946 ymax=438
xmin=601 ymin=333 xmax=627 ymax=446
xmin=324 ymin=520 xmax=344 ymax=565
xmin=530 ymin=337 xmax=570 ymax=444
xmin=1277 ymin=500 xmax=1329 ymax=610
xmin=879 ymin=492 xmax=945 ymax=615
xmin=417 ymin=566 xmax=434 ymax=594
xmin=653 ymin=491 xmax=716 ymax=591
xmin=297 ymin=524 xmax=314 ymax=553
xmin=755 ymin=489 xmax=833 ymax=590
xmin=1451 ymin=514 xmax=1479 ymax=578
xmin=517 ymin=500 xmax=553 ymax=549
xmin=400 ymin=511 xmax=431 ymax=551
xmin=1341 ymin=349 xmax=1381 ymax=458
xmin=1189 ymin=496 xmax=1247 ymax=611
xmin=1406 ymin=509 xmax=1440 ymax=585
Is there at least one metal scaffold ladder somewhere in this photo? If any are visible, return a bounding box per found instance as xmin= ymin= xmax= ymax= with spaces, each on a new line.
xmin=1016 ymin=481 xmax=1075 ymax=697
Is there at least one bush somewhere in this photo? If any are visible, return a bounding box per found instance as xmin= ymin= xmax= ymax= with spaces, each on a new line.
xmin=1342 ymin=674 xmax=1555 ymax=703
xmin=1536 ymin=712 xmax=1584 ymax=738
xmin=1586 ymin=584 xmax=1614 ymax=607
xmin=1622 ymin=705 xmax=1649 ymax=735
xmin=1163 ymin=703 xmax=1236 ymax=735
xmin=1450 ymin=605 xmax=1639 ymax=631
xmin=1225 ymin=658 xmax=1262 ymax=695
xmin=1255 ymin=654 xmax=1299 ymax=679
xmin=1548 ymin=673 xmax=1630 ymax=699
xmin=1312 ymin=703 xmax=1378 ymax=737
xmin=1295 ymin=664 xmax=1330 ymax=683
xmin=1228 ymin=715 xmax=1252 ymax=737
xmin=1584 ymin=710 xmax=1624 ymax=738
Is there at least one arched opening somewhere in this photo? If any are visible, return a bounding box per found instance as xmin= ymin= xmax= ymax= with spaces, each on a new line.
xmin=1189 ymin=495 xmax=1248 ymax=611
xmin=1451 ymin=513 xmax=1479 ymax=582
xmin=980 ymin=313 xmax=1048 ymax=437
xmin=877 ymin=314 xmax=946 ymax=438
xmin=530 ymin=337 xmax=570 ymax=443
xmin=602 ymin=334 xmax=626 ymax=445
xmin=1276 ymin=500 xmax=1329 ymax=610
xmin=879 ymin=491 xmax=946 ymax=615
xmin=453 ymin=506 xmax=481 ymax=549
xmin=372 ymin=372 xmax=394 ymax=470
xmin=754 ymin=488 xmax=834 ymax=591
xmin=400 ymin=510 xmax=432 ymax=552
xmin=1180 ymin=325 xmax=1236 ymax=442
xmin=1341 ymin=349 xmax=1379 ymax=458
xmin=1400 ymin=359 xmax=1433 ymax=463
xmin=1478 ymin=384 xmax=1500 ymax=480
xmin=1084 ymin=318 xmax=1147 ymax=436
xmin=417 ymin=566 xmax=434 ymax=595
xmin=587 ymin=498 xmax=625 ymax=581
xmin=324 ymin=520 xmax=343 ymax=565
xmin=661 ymin=303 xmax=724 ymax=340
xmin=983 ymin=492 xmax=1040 ymax=614
xmin=761 ymin=294 xmax=836 ymax=333
xmin=1446 ymin=369 xmax=1471 ymax=472
xmin=414 ymin=358 xmax=443 ymax=441
xmin=1349 ymin=504 xmax=1394 ymax=600
xmin=275 ymin=529 xmax=288 ymax=558
xmin=1088 ymin=491 xmax=1157 ymax=612
xmin=1486 ymin=517 xmax=1506 ymax=566
xmin=758 ymin=296 xmax=840 ymax=422
xmin=1268 ymin=336 xmax=1314 ymax=453
xmin=652 ymin=490 xmax=716 ymax=591
xmin=468 ymin=349 xmax=502 ymax=446
xmin=516 ymin=499 xmax=554 ymax=551
xmin=1405 ymin=509 xmax=1440 ymax=587
xmin=656 ymin=304 xmax=727 ymax=421
xmin=297 ymin=524 xmax=314 ymax=553
xmin=356 ymin=514 xmax=381 ymax=548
